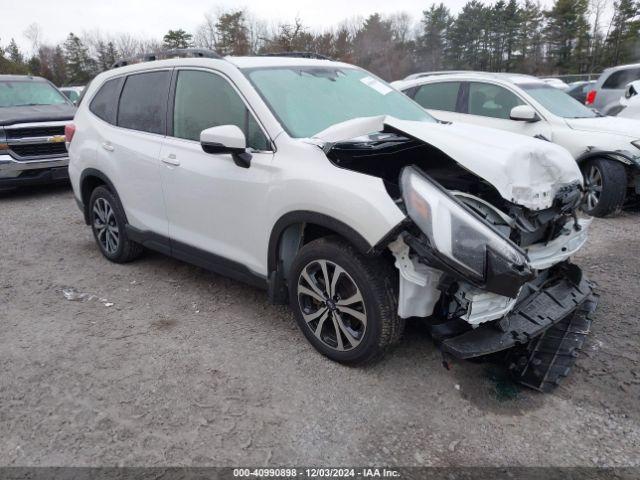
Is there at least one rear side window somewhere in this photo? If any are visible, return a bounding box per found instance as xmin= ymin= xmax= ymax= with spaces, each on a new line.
xmin=468 ymin=82 xmax=524 ymax=119
xmin=602 ymin=68 xmax=640 ymax=89
xmin=172 ymin=70 xmax=270 ymax=150
xmin=89 ymin=78 xmax=122 ymax=124
xmin=412 ymin=82 xmax=461 ymax=112
xmin=118 ymin=71 xmax=171 ymax=134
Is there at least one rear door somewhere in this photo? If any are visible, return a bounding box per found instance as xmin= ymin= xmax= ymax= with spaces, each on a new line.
xmin=106 ymin=70 xmax=172 ymax=238
xmin=159 ymin=68 xmax=274 ymax=276
xmin=408 ymin=81 xmax=462 ymax=123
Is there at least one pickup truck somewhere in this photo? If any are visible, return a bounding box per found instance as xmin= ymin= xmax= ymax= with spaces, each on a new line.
xmin=0 ymin=75 xmax=76 ymax=190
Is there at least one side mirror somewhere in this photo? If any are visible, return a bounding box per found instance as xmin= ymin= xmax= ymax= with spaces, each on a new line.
xmin=200 ymin=125 xmax=252 ymax=168
xmin=510 ymin=105 xmax=540 ymax=122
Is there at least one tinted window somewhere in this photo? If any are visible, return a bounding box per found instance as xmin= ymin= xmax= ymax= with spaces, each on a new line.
xmin=412 ymin=82 xmax=461 ymax=112
xmin=89 ymin=78 xmax=122 ymax=124
xmin=520 ymin=83 xmax=596 ymax=118
xmin=172 ymin=70 xmax=270 ymax=150
xmin=468 ymin=82 xmax=524 ymax=119
xmin=602 ymin=68 xmax=640 ymax=89
xmin=118 ymin=71 xmax=171 ymax=134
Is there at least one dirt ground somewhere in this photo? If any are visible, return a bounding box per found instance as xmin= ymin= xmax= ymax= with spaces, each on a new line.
xmin=0 ymin=184 xmax=639 ymax=467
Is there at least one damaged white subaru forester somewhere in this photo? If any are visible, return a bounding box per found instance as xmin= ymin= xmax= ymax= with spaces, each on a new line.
xmin=67 ymin=51 xmax=597 ymax=390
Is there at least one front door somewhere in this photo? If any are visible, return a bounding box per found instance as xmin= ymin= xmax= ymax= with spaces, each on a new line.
xmin=159 ymin=68 xmax=274 ymax=276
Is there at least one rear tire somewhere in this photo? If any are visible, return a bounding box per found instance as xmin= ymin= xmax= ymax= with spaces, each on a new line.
xmin=288 ymin=237 xmax=403 ymax=365
xmin=581 ymin=158 xmax=627 ymax=217
xmin=89 ymin=186 xmax=143 ymax=263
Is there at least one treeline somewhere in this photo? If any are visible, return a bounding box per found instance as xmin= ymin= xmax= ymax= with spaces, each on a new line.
xmin=1 ymin=0 xmax=639 ymax=85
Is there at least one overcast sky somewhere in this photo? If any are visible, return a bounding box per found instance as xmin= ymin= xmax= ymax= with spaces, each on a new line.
xmin=4 ymin=0 xmax=558 ymax=52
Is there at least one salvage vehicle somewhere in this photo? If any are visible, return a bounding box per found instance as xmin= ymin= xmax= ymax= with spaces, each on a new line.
xmin=586 ymin=62 xmax=640 ymax=115
xmin=0 ymin=75 xmax=75 ymax=190
xmin=67 ymin=51 xmax=597 ymax=390
xmin=393 ymin=72 xmax=640 ymax=216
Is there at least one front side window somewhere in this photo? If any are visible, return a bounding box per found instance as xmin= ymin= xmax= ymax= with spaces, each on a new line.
xmin=89 ymin=77 xmax=123 ymax=125
xmin=0 ymin=80 xmax=68 ymax=108
xmin=117 ymin=71 xmax=172 ymax=135
xmin=245 ymin=67 xmax=435 ymax=138
xmin=413 ymin=82 xmax=461 ymax=112
xmin=468 ymin=82 xmax=525 ymax=119
xmin=520 ymin=83 xmax=596 ymax=118
xmin=172 ymin=70 xmax=270 ymax=151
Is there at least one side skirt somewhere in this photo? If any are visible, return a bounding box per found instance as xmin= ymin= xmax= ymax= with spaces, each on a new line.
xmin=125 ymin=225 xmax=268 ymax=290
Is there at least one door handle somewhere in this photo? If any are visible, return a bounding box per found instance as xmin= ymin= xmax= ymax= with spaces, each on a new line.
xmin=161 ymin=154 xmax=180 ymax=166
xmin=102 ymin=142 xmax=114 ymax=152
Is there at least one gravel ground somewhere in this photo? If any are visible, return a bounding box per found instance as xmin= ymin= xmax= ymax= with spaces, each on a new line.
xmin=0 ymin=184 xmax=639 ymax=467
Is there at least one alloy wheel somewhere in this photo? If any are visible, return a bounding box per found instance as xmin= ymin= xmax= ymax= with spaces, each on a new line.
xmin=585 ymin=165 xmax=603 ymax=211
xmin=297 ymin=259 xmax=367 ymax=351
xmin=92 ymin=197 xmax=119 ymax=255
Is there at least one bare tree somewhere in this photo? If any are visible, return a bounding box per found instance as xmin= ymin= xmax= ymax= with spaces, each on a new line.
xmin=23 ymin=23 xmax=42 ymax=56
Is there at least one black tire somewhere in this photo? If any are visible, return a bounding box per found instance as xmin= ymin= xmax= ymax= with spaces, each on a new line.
xmin=288 ymin=237 xmax=403 ymax=365
xmin=89 ymin=186 xmax=143 ymax=263
xmin=581 ymin=158 xmax=627 ymax=217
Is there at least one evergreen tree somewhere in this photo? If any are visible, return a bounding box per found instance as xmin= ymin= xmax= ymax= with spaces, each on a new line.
xmin=215 ymin=11 xmax=250 ymax=56
xmin=606 ymin=0 xmax=640 ymax=65
xmin=544 ymin=0 xmax=591 ymax=73
xmin=418 ymin=4 xmax=453 ymax=71
xmin=7 ymin=39 xmax=24 ymax=64
xmin=162 ymin=29 xmax=193 ymax=49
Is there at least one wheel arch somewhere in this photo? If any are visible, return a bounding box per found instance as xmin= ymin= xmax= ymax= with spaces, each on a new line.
xmin=79 ymin=168 xmax=122 ymax=225
xmin=267 ymin=210 xmax=397 ymax=304
xmin=576 ymin=149 xmax=639 ymax=169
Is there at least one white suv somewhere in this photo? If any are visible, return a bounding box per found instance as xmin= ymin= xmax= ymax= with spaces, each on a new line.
xmin=392 ymin=72 xmax=640 ymax=217
xmin=67 ymin=53 xmax=596 ymax=386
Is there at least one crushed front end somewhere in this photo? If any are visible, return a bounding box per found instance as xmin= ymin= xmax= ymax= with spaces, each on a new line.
xmin=318 ymin=117 xmax=599 ymax=391
xmin=390 ymin=166 xmax=597 ymax=391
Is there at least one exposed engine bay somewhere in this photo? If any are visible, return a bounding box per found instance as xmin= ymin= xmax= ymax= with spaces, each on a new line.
xmin=314 ymin=117 xmax=597 ymax=389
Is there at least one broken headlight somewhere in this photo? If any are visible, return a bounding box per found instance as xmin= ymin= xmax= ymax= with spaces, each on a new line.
xmin=400 ymin=166 xmax=528 ymax=281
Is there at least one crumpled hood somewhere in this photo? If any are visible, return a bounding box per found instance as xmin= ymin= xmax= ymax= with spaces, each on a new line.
xmin=565 ymin=116 xmax=640 ymax=138
xmin=313 ymin=116 xmax=582 ymax=210
xmin=0 ymin=103 xmax=76 ymax=127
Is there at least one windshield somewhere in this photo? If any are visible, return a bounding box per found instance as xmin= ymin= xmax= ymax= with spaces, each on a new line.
xmin=245 ymin=67 xmax=435 ymax=138
xmin=520 ymin=83 xmax=596 ymax=118
xmin=0 ymin=81 xmax=68 ymax=108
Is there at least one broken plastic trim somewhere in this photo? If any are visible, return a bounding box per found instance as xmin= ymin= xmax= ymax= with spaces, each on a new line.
xmin=399 ymin=166 xmax=534 ymax=298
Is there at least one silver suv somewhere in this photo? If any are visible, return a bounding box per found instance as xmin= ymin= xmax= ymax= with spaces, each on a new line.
xmin=587 ymin=63 xmax=640 ymax=115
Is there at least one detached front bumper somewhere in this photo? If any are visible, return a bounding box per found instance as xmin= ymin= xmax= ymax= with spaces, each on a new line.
xmin=441 ymin=265 xmax=597 ymax=359
xmin=0 ymin=154 xmax=69 ymax=187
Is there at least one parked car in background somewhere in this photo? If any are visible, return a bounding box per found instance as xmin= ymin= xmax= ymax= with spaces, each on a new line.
xmin=59 ymin=86 xmax=85 ymax=105
xmin=392 ymin=72 xmax=640 ymax=216
xmin=566 ymin=80 xmax=596 ymax=104
xmin=67 ymin=52 xmax=596 ymax=390
xmin=0 ymin=75 xmax=76 ymax=190
xmin=586 ymin=63 xmax=640 ymax=115
xmin=616 ymin=80 xmax=640 ymax=120
xmin=540 ymin=77 xmax=569 ymax=90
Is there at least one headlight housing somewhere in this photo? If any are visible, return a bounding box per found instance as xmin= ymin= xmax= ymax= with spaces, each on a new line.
xmin=400 ymin=166 xmax=529 ymax=282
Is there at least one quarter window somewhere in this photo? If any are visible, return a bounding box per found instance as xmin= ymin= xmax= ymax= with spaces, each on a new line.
xmin=468 ymin=82 xmax=524 ymax=119
xmin=117 ymin=71 xmax=171 ymax=135
xmin=172 ymin=70 xmax=270 ymax=151
xmin=412 ymin=82 xmax=461 ymax=112
xmin=89 ymin=77 xmax=123 ymax=125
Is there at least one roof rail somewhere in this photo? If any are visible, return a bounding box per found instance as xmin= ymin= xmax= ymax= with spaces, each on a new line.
xmin=111 ymin=48 xmax=223 ymax=69
xmin=258 ymin=51 xmax=332 ymax=61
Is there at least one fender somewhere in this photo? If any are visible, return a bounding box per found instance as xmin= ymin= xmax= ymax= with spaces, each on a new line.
xmin=267 ymin=210 xmax=383 ymax=304
xmin=78 ymin=168 xmax=123 ymax=225
xmin=576 ymin=148 xmax=640 ymax=169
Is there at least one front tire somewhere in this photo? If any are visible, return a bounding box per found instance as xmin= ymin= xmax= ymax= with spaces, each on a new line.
xmin=89 ymin=186 xmax=143 ymax=263
xmin=581 ymin=158 xmax=627 ymax=217
xmin=288 ymin=237 xmax=403 ymax=365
